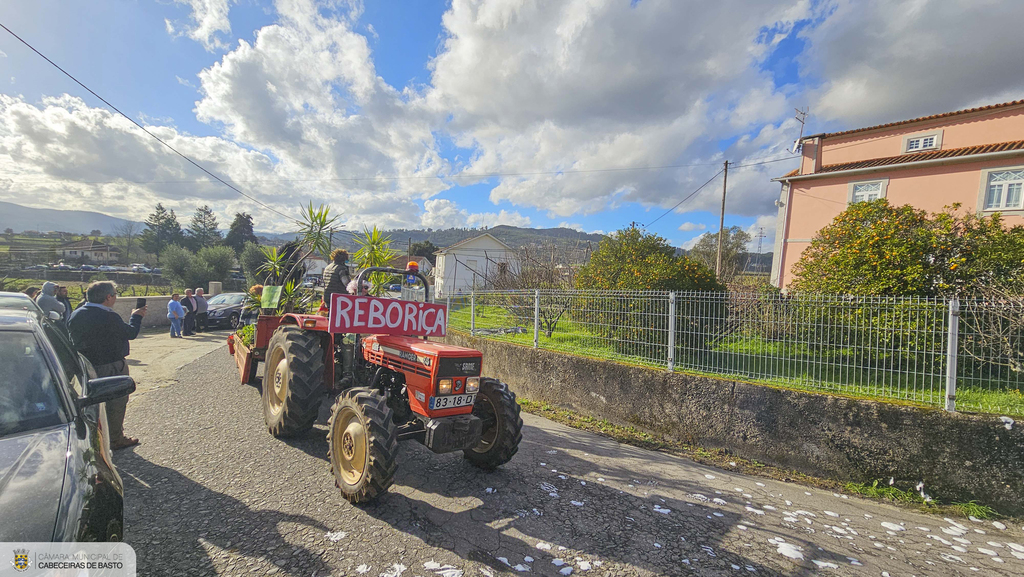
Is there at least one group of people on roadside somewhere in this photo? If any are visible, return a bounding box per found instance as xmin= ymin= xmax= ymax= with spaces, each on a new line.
xmin=166 ymin=288 xmax=209 ymax=338
xmin=23 ymin=282 xmax=75 ymax=326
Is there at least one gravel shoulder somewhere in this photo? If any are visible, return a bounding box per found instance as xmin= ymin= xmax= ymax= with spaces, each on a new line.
xmin=114 ymin=340 xmax=1024 ymax=576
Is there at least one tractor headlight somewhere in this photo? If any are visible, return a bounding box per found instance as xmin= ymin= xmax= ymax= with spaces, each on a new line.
xmin=438 ymin=378 xmax=453 ymax=395
xmin=466 ymin=377 xmax=480 ymax=393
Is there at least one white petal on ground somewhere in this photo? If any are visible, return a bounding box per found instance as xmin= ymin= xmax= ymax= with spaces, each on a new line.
xmin=953 ymin=546 xmax=968 ymax=553
xmin=653 ymin=505 xmax=671 ymax=514
xmin=969 ymin=516 xmax=984 ymax=523
xmin=784 ymin=517 xmax=798 ymax=523
xmin=497 ymin=558 xmax=510 ymax=566
xmin=1006 ymin=543 xmax=1024 ymax=552
xmin=942 ymin=526 xmax=968 ymax=537
xmin=705 ymin=474 xmax=716 ymax=479
xmin=775 ymin=542 xmax=804 ymax=561
xmin=954 ymin=538 xmax=972 ymax=545
xmin=999 ymin=416 xmax=1014 ymax=430
xmin=571 ymin=500 xmax=585 ymax=506
xmin=356 ymin=566 xmax=371 ymax=574
xmin=823 ymin=511 xmax=839 ymax=517
xmin=546 ymin=450 xmax=558 ymax=454
xmin=512 ymin=564 xmax=530 ymax=572
xmin=479 ymin=568 xmax=495 ymax=577
xmin=713 ymin=512 xmax=725 ymax=517
xmin=812 ymin=560 xmax=838 ymax=569
xmin=326 ymin=531 xmax=348 ymax=542
xmin=713 ymin=498 xmax=728 ymax=505
xmin=978 ymin=548 xmax=998 ymax=556
xmin=940 ymin=553 xmax=965 ymax=564
xmin=745 ymin=506 xmax=765 ymax=515
xmin=485 ymin=487 xmax=496 ymax=494
xmin=578 ymin=561 xmax=592 ymax=570
xmin=654 ymin=543 xmax=662 ymax=548
xmin=736 ymin=525 xmax=748 ymax=531
xmin=424 ymin=562 xmax=442 ymax=570
xmin=551 ymin=559 xmax=566 ymax=567
xmin=559 ymin=568 xmax=572 ymax=576
xmin=380 ymin=563 xmax=407 ymax=577
xmin=536 ymin=543 xmax=552 ymax=550
xmin=992 ymin=521 xmax=1007 ymax=530
xmin=881 ymin=522 xmax=905 ymax=532
xmin=986 ymin=542 xmax=1004 ymax=548
xmin=916 ymin=527 xmax=931 ymax=532
xmin=437 ymin=569 xmax=463 ymax=577
xmin=524 ymin=557 xmax=534 ymax=563
xmin=540 ymin=483 xmax=557 ymax=493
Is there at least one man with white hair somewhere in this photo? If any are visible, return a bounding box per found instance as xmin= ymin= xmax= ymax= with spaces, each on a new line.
xmin=181 ymin=288 xmax=197 ymax=336
xmin=194 ymin=287 xmax=209 ymax=332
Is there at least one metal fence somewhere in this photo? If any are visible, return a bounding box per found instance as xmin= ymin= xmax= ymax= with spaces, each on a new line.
xmin=445 ymin=289 xmax=1024 ymax=416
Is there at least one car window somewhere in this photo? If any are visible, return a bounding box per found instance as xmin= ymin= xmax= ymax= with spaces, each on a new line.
xmin=0 ymin=295 xmax=41 ymax=312
xmin=43 ymin=324 xmax=86 ymax=397
xmin=209 ymin=294 xmax=244 ymax=305
xmin=0 ymin=332 xmax=66 ymax=437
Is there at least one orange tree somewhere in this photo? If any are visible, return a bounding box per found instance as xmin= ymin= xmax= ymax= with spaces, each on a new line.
xmin=574 ymin=226 xmax=724 ymax=362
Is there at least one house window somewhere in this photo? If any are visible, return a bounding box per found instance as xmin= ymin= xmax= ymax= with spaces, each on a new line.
xmin=902 ymin=130 xmax=942 ymax=153
xmin=983 ymin=168 xmax=1024 ymax=210
xmin=848 ymin=179 xmax=888 ymax=204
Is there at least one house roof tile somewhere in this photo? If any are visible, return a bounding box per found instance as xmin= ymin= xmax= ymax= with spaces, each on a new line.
xmin=814 ymin=139 xmax=1024 ymax=174
xmin=817 ymin=100 xmax=1024 ymax=140
xmin=60 ymin=239 xmax=117 ymax=251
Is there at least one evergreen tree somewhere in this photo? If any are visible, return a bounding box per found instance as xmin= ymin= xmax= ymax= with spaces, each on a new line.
xmin=411 ymin=240 xmax=439 ymax=265
xmin=140 ymin=203 xmax=184 ymax=262
xmin=186 ymin=205 xmax=222 ymax=250
xmin=225 ymin=212 xmax=258 ymax=255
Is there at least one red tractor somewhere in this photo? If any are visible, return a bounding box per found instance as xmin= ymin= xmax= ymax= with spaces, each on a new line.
xmin=229 ymin=267 xmax=523 ymax=502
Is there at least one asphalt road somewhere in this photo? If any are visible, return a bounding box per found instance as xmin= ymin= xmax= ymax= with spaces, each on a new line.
xmin=116 ymin=344 xmax=1024 ymax=576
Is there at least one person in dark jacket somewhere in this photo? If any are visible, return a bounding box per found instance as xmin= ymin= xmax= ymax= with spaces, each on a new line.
xmin=69 ymin=281 xmax=147 ymax=450
xmin=56 ymin=285 xmax=74 ymax=326
xmin=180 ymin=289 xmax=198 ymax=336
xmin=321 ymin=249 xmax=351 ymax=310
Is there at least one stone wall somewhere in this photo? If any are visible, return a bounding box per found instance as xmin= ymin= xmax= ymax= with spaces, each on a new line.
xmin=111 ymin=295 xmax=173 ymax=328
xmin=444 ymin=332 xmax=1024 ymax=514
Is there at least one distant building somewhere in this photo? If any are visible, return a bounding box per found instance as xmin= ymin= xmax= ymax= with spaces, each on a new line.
xmin=303 ymin=256 xmax=329 ymax=277
xmin=433 ymin=233 xmax=519 ymax=297
xmin=387 ymin=255 xmax=433 ymax=275
xmin=772 ymin=100 xmax=1024 ymax=288
xmin=57 ymin=239 xmax=121 ymax=263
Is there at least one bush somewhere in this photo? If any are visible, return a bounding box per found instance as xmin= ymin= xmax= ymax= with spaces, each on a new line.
xmin=161 ymin=244 xmax=238 ymax=290
xmin=574 ymin=226 xmax=726 ymax=361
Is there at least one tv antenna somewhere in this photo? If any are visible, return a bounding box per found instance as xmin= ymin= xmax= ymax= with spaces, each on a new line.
xmin=791 ymin=107 xmax=809 ymax=153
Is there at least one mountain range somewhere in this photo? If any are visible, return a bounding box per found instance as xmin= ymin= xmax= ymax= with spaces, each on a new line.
xmin=0 ymin=201 xmax=607 ymax=251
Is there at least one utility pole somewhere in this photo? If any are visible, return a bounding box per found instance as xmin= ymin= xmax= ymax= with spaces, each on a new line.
xmin=408 ymin=237 xmax=412 ymax=261
xmin=329 ymin=228 xmax=334 ymax=253
xmin=715 ymin=160 xmax=729 ymax=277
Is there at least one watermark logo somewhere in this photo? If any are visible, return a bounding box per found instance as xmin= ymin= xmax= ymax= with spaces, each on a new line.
xmin=12 ymin=548 xmax=30 ymax=572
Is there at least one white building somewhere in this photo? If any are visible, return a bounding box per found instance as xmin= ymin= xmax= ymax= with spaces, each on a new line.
xmin=303 ymin=256 xmax=329 ymax=277
xmin=433 ymin=233 xmax=519 ymax=297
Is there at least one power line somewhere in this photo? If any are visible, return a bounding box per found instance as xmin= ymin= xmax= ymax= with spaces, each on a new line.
xmin=642 ymin=168 xmax=724 ymax=228
xmin=731 ymin=154 xmax=801 ymax=168
xmin=0 ymin=22 xmax=298 ymax=224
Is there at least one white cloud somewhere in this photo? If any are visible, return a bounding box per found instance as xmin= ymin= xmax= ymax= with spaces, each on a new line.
xmin=802 ymin=0 xmax=1024 ymax=127
xmin=678 ymin=222 xmax=706 ymax=232
xmin=167 ymin=0 xmax=236 ymax=52
xmin=176 ymin=75 xmax=196 ymax=89
xmin=681 ymin=232 xmax=709 ymax=251
xmin=558 ymin=222 xmax=583 ymax=231
xmin=0 ymin=50 xmax=7 ymax=58
xmin=744 ymin=214 xmax=777 ymax=252
xmin=421 ymin=198 xmax=530 ymax=229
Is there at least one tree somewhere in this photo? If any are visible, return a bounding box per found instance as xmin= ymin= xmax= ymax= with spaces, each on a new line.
xmin=112 ymin=221 xmax=142 ymax=264
xmin=239 ymin=242 xmax=265 ymax=285
xmin=791 ymin=199 xmax=1024 ymax=297
xmin=140 ymin=204 xmax=184 ymax=263
xmin=162 ymin=244 xmax=237 ymax=290
xmin=224 ymin=212 xmax=258 ymax=255
xmin=411 ymin=240 xmax=439 ymax=265
xmin=186 ymin=205 xmax=221 ymax=250
xmin=89 ymin=229 xmax=102 ymax=236
xmin=576 ymin=225 xmax=723 ymax=291
xmin=354 ymin=226 xmax=399 ymax=295
xmin=688 ymin=226 xmax=752 ymax=283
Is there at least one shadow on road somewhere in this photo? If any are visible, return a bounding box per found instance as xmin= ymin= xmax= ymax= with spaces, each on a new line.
xmin=120 ymin=451 xmax=333 ymax=577
xmin=277 ymin=409 xmax=838 ymax=575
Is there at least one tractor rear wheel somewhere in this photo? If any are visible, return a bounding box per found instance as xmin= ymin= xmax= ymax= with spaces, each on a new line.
xmin=262 ymin=327 xmax=326 ymax=437
xmin=327 ymin=388 xmax=398 ymax=503
xmin=464 ymin=378 xmax=523 ymax=470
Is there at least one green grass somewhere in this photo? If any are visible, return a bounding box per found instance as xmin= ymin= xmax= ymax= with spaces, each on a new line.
xmin=845 ymin=480 xmax=924 ymax=504
xmin=948 ymin=501 xmax=998 ymax=520
xmin=451 ymin=304 xmax=1024 ymax=417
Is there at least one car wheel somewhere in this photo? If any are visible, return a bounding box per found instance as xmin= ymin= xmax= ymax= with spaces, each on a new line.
xmin=229 ymin=312 xmax=240 ymax=329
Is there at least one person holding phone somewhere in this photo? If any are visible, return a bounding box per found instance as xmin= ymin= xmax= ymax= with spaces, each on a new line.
xmin=167 ymin=294 xmax=184 ymax=338
xmin=68 ymin=281 xmax=147 ymax=450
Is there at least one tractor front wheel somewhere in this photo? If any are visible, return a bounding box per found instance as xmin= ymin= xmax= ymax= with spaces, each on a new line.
xmin=327 ymin=388 xmax=398 ymax=503
xmin=262 ymin=327 xmax=326 ymax=437
xmin=464 ymin=378 xmax=523 ymax=470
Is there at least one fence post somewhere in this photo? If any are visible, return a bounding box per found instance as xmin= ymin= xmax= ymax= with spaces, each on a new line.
xmin=945 ymin=298 xmax=959 ymax=412
xmin=667 ymin=292 xmax=676 ymax=372
xmin=470 ymin=291 xmax=476 ymax=335
xmin=446 ymin=295 xmax=452 ymax=333
xmin=534 ymin=289 xmax=540 ymax=349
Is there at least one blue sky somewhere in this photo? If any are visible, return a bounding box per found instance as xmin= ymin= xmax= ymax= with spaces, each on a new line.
xmin=1 ymin=0 xmax=1021 ymax=248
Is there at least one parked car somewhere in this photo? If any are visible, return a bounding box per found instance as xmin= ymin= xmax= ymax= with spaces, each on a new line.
xmin=151 ymin=268 xmax=162 ymax=276
xmin=205 ymin=292 xmax=248 ymax=329
xmin=54 ymin=264 xmax=73 ymax=271
xmin=388 ymin=284 xmax=401 ymax=292
xmin=97 ymin=265 xmax=117 ymax=272
xmin=229 ymin=272 xmax=246 ymax=281
xmin=0 ymin=305 xmax=134 ymax=541
xmin=80 ymin=264 xmax=98 ymax=271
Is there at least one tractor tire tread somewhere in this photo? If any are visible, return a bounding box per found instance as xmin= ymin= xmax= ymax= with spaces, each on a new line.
xmin=464 ymin=378 xmax=523 ymax=471
xmin=327 ymin=388 xmax=398 ymax=503
xmin=263 ymin=326 xmax=326 ymax=437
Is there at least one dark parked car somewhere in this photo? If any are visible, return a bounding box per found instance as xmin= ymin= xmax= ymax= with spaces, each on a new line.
xmin=80 ymin=264 xmax=98 ymax=271
xmin=0 ymin=304 xmax=135 ymax=541
xmin=205 ymin=292 xmax=248 ymax=329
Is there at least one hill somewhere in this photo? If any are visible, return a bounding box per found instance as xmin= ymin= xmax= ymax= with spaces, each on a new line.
xmin=0 ymin=201 xmax=137 ymax=235
xmin=257 ymin=225 xmax=607 ymax=252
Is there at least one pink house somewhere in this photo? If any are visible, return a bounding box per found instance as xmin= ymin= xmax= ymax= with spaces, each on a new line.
xmin=771 ymin=100 xmax=1024 ymax=288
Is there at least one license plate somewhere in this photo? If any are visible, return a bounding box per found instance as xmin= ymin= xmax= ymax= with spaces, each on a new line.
xmin=428 ymin=394 xmax=476 ymax=410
